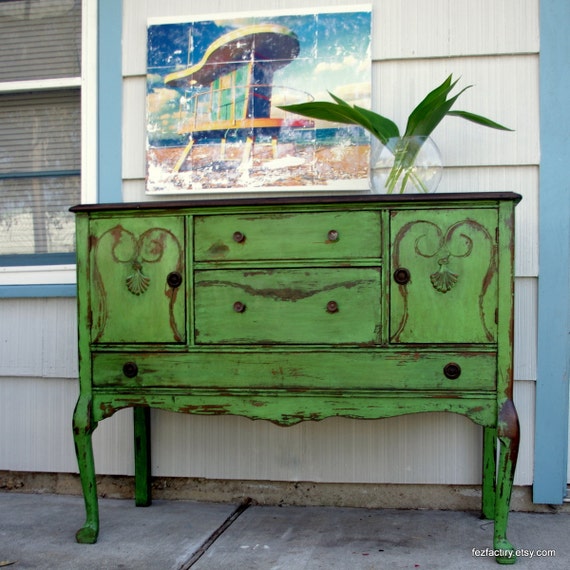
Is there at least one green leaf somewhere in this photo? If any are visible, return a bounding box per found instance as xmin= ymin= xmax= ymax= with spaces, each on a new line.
xmin=279 ymin=73 xmax=513 ymax=152
xmin=406 ymin=88 xmax=469 ymax=138
xmin=404 ymin=75 xmax=457 ymax=136
xmin=405 ymin=76 xmax=470 ymax=138
xmin=352 ymin=105 xmax=400 ymax=143
xmin=277 ymin=101 xmax=362 ymax=125
xmin=447 ymin=110 xmax=514 ymax=131
xmin=278 ymin=99 xmax=399 ymax=144
xmin=328 ymin=92 xmax=353 ymax=108
xmin=323 ymin=94 xmax=399 ymax=142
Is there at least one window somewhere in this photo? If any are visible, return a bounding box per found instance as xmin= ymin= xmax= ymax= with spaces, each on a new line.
xmin=0 ymin=0 xmax=82 ymax=287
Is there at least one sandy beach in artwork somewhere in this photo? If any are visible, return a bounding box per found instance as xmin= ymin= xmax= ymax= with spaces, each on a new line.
xmin=146 ymin=142 xmax=370 ymax=193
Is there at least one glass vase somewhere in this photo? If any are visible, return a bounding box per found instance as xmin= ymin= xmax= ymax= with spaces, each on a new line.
xmin=371 ymin=136 xmax=443 ymax=194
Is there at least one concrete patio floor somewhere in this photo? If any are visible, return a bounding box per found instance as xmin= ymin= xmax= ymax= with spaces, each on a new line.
xmin=1 ymin=491 xmax=568 ymax=569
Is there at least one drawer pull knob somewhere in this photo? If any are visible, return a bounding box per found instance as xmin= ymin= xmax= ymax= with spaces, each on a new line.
xmin=444 ymin=362 xmax=461 ymax=380
xmin=327 ymin=229 xmax=339 ymax=242
xmin=123 ymin=362 xmax=138 ymax=378
xmin=326 ymin=300 xmax=339 ymax=313
xmin=393 ymin=267 xmax=411 ymax=285
xmin=233 ymin=231 xmax=246 ymax=243
xmin=233 ymin=301 xmax=246 ymax=313
xmin=166 ymin=271 xmax=183 ymax=288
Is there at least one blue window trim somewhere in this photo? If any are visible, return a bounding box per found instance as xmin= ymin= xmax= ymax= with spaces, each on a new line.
xmin=0 ymin=253 xmax=76 ymax=267
xmin=0 ymin=0 xmax=123 ymax=298
xmin=98 ymin=0 xmax=123 ymax=204
xmin=534 ymin=0 xmax=570 ymax=503
xmin=0 ymin=284 xmax=77 ymax=298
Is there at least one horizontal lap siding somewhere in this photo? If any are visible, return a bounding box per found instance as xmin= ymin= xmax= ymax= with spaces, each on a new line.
xmin=0 ymin=298 xmax=78 ymax=379
xmin=0 ymin=0 xmax=539 ymax=486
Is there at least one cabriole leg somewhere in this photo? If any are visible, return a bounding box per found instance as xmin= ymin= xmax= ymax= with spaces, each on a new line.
xmin=493 ymin=400 xmax=520 ymax=565
xmin=72 ymin=395 xmax=99 ymax=544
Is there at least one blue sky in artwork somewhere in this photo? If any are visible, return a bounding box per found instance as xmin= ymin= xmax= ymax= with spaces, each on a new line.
xmin=147 ymin=10 xmax=371 ymax=102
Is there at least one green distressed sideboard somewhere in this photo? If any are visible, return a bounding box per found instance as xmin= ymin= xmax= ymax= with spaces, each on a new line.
xmin=71 ymin=192 xmax=521 ymax=564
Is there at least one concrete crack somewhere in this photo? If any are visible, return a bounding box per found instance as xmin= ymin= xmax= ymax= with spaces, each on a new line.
xmin=177 ymin=498 xmax=253 ymax=569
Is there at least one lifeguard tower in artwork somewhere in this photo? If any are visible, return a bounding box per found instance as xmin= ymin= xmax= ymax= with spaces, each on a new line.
xmin=165 ymin=24 xmax=310 ymax=172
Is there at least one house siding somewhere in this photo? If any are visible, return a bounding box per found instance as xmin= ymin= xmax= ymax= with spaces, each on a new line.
xmin=0 ymin=0 xmax=544 ymax=491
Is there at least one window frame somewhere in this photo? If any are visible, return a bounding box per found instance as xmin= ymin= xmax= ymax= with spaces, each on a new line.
xmin=0 ymin=0 xmax=97 ymax=297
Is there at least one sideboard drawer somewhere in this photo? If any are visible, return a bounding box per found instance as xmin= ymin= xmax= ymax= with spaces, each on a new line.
xmin=92 ymin=350 xmax=496 ymax=391
xmin=194 ymin=267 xmax=381 ymax=344
xmin=194 ymin=211 xmax=381 ymax=261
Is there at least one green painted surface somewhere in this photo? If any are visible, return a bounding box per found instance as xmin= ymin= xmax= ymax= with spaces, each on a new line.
xmin=390 ymin=208 xmax=498 ymax=343
xmin=194 ymin=268 xmax=381 ymax=344
xmin=88 ymin=216 xmax=186 ymax=343
xmin=71 ymin=193 xmax=520 ymax=562
xmin=194 ymin=211 xmax=381 ymax=261
xmin=91 ymin=350 xmax=496 ymax=392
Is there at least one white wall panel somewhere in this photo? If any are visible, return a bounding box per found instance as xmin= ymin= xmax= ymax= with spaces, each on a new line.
xmin=514 ymin=279 xmax=538 ymax=382
xmin=150 ymin=410 xmax=483 ymax=484
xmin=374 ymin=55 xmax=539 ymax=168
xmin=125 ymin=56 xmax=539 ymax=178
xmin=122 ymin=0 xmax=147 ymax=76
xmin=122 ymin=76 xmax=146 ymax=180
xmin=375 ymin=0 xmax=539 ymax=60
xmin=91 ymin=408 xmax=135 ymax=475
xmin=123 ymin=0 xmax=539 ymax=76
xmin=0 ymin=378 xmax=78 ymax=472
xmin=513 ymin=380 xmax=535 ymax=486
xmin=0 ymin=298 xmax=78 ymax=379
xmin=0 ymin=377 xmax=134 ymax=475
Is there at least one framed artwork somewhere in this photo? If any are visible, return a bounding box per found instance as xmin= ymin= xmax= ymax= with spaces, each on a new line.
xmin=146 ymin=6 xmax=372 ymax=194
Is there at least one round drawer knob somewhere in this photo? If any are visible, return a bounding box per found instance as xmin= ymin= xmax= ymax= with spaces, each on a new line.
xmin=326 ymin=300 xmax=339 ymax=313
xmin=393 ymin=267 xmax=411 ymax=285
xmin=233 ymin=231 xmax=246 ymax=243
xmin=233 ymin=301 xmax=246 ymax=313
xmin=443 ymin=362 xmax=461 ymax=380
xmin=166 ymin=271 xmax=182 ymax=288
xmin=123 ymin=362 xmax=138 ymax=378
xmin=327 ymin=229 xmax=339 ymax=242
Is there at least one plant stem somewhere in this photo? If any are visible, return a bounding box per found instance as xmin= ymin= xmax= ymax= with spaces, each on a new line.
xmin=384 ymin=138 xmax=430 ymax=193
xmin=385 ymin=165 xmax=430 ymax=194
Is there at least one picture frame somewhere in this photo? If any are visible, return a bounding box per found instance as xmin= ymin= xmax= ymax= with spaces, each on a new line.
xmin=146 ymin=6 xmax=372 ymax=194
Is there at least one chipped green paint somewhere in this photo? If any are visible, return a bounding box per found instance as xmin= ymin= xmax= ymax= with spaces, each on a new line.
xmin=71 ymin=193 xmax=520 ymax=563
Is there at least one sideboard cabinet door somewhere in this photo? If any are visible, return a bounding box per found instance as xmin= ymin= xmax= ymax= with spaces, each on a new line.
xmin=88 ymin=216 xmax=186 ymax=344
xmin=390 ymin=208 xmax=498 ymax=344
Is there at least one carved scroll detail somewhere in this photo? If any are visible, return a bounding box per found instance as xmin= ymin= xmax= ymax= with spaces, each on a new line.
xmin=100 ymin=226 xmax=174 ymax=296
xmin=391 ymin=217 xmax=497 ymax=343
xmin=91 ymin=224 xmax=184 ymax=342
xmin=413 ymin=220 xmax=475 ymax=294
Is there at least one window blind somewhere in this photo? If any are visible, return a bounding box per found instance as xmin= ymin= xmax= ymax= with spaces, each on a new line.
xmin=0 ymin=0 xmax=81 ymax=82
xmin=0 ymin=91 xmax=80 ymax=255
xmin=0 ymin=0 xmax=81 ymax=258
